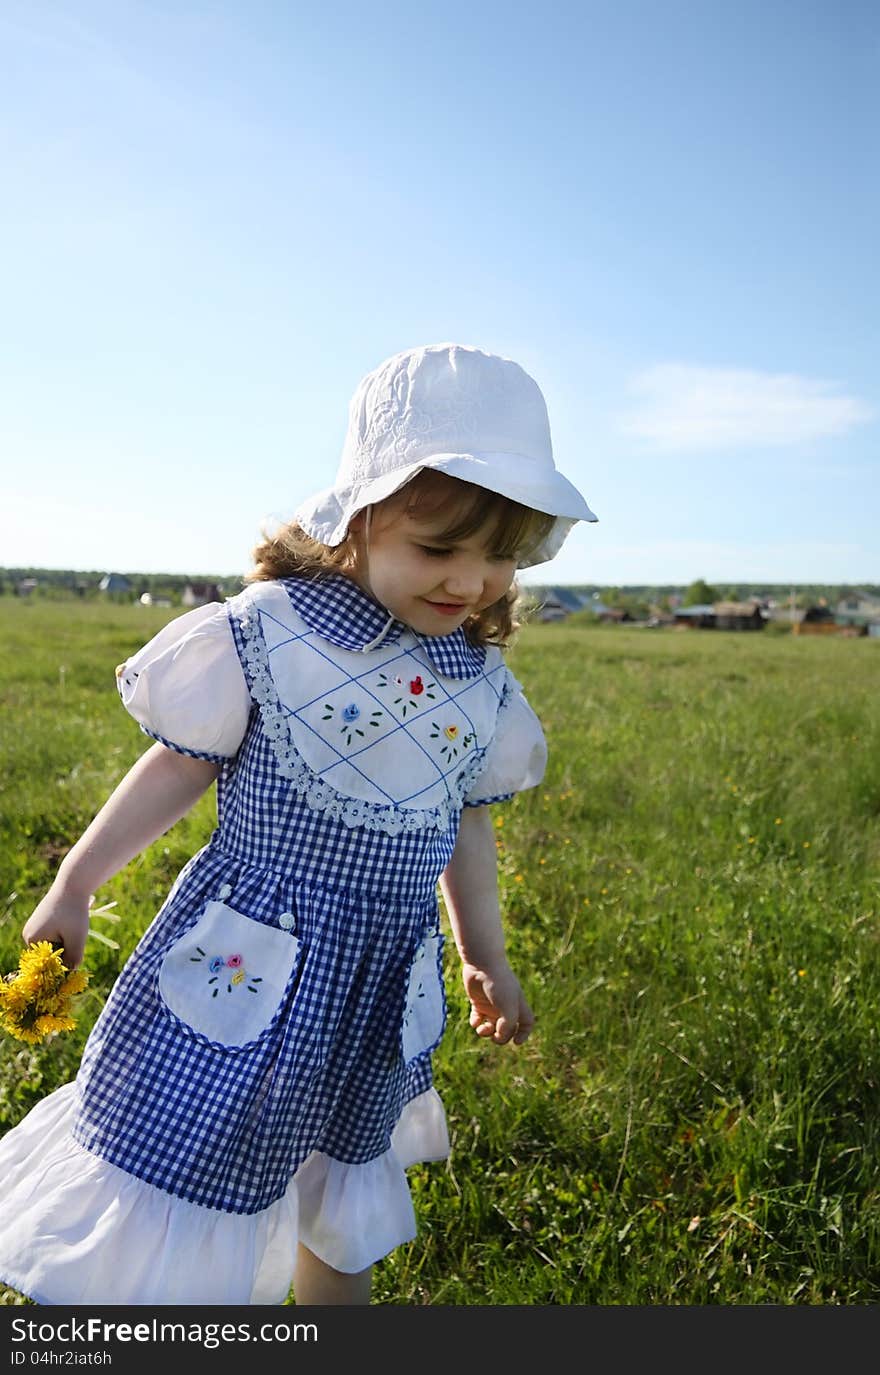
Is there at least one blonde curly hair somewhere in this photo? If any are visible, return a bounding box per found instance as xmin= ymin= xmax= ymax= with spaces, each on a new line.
xmin=247 ymin=470 xmax=555 ymax=648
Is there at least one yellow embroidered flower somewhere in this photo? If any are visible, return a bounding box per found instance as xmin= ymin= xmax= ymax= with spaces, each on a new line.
xmin=0 ymin=942 xmax=90 ymax=1044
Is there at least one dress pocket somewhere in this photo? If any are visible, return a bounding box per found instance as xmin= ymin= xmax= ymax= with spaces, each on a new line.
xmin=401 ymin=931 xmax=447 ymax=1065
xmin=158 ymin=900 xmax=301 ymax=1047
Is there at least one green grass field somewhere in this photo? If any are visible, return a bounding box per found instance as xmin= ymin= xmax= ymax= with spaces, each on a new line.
xmin=1 ymin=599 xmax=879 ymax=1304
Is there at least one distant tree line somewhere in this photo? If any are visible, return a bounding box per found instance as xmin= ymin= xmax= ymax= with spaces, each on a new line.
xmin=525 ymin=581 xmax=880 ymax=616
xmin=0 ymin=568 xmax=246 ymax=604
xmin=3 ymin=569 xmax=877 ymax=612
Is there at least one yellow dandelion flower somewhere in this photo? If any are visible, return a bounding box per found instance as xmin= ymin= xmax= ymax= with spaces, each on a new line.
xmin=63 ymin=964 xmax=88 ymax=995
xmin=0 ymin=980 xmax=30 ymax=1018
xmin=0 ymin=942 xmax=90 ymax=1045
xmin=34 ymin=1012 xmax=77 ymax=1036
xmin=797 ymin=969 xmax=806 ymax=978
xmin=16 ymin=941 xmax=67 ymax=998
xmin=3 ymin=1019 xmax=44 ymax=1045
xmin=59 ymin=969 xmax=89 ymax=998
xmin=514 ymin=874 xmax=524 ymax=883
xmin=775 ymin=818 xmax=782 ymax=825
xmin=803 ymin=841 xmax=811 ymax=849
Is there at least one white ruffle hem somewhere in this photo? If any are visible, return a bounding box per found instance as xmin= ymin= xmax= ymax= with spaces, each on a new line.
xmin=0 ymin=1080 xmax=449 ymax=1306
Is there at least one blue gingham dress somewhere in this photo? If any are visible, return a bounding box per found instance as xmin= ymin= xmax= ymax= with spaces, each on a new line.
xmin=70 ymin=573 xmax=546 ymax=1230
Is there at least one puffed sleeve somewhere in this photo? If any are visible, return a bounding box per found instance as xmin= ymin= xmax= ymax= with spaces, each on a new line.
xmin=463 ymin=669 xmax=548 ymax=807
xmin=114 ymin=602 xmax=252 ymax=763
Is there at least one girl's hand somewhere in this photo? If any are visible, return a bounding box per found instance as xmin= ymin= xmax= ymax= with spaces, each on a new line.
xmin=22 ymin=883 xmax=92 ymax=970
xmin=461 ymin=959 xmax=534 ymax=1046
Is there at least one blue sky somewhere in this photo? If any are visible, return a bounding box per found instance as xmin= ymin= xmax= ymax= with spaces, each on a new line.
xmin=1 ymin=0 xmax=877 ymax=589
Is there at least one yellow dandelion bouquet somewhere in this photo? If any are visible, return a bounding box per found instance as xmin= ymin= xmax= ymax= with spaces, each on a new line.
xmin=0 ymin=941 xmax=90 ymax=1045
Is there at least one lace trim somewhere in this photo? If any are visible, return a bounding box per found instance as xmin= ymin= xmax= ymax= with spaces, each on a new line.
xmin=231 ymin=592 xmax=513 ymax=837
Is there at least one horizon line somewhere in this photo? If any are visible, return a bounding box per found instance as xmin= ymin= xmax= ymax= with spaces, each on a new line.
xmin=2 ymin=566 xmax=878 ymax=591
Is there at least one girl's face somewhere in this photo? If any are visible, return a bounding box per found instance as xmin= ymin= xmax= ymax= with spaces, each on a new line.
xmin=346 ymin=498 xmax=518 ymax=636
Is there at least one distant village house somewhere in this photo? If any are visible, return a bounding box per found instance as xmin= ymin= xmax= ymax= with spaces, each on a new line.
xmin=835 ymin=591 xmax=880 ymax=622
xmin=674 ymin=601 xmax=766 ymax=631
xmin=98 ymin=573 xmax=132 ymax=596
xmin=673 ymin=603 xmax=716 ymax=629
xmin=533 ymin=587 xmax=589 ymax=622
xmin=531 ymin=588 xmax=636 ymax=623
xmin=833 ymin=591 xmax=880 ymax=636
xmin=713 ymin=601 xmax=766 ymax=631
xmin=182 ymin=581 xmax=222 ymax=607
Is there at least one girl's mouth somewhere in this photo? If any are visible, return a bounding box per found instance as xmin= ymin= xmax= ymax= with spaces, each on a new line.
xmin=425 ymin=600 xmax=467 ymax=616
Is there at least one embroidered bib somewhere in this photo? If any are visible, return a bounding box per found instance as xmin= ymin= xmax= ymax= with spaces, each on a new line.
xmin=228 ymin=582 xmax=512 ymax=835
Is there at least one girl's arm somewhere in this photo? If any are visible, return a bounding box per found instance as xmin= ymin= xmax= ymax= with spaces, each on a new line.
xmin=439 ymin=805 xmax=534 ymax=1046
xmin=22 ymin=743 xmax=221 ymax=969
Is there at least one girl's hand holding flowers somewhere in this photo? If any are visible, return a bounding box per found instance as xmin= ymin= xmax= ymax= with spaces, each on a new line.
xmin=22 ymin=880 xmax=92 ymax=970
xmin=2 ymin=889 xmax=117 ymax=1044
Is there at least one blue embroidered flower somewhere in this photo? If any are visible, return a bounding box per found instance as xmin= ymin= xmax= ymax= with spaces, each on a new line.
xmin=209 ymin=956 xmax=225 ymax=973
xmin=321 ymin=699 xmax=384 ymax=748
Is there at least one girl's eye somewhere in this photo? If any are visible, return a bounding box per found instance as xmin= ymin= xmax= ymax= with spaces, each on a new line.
xmin=418 ymin=545 xmax=452 ymax=558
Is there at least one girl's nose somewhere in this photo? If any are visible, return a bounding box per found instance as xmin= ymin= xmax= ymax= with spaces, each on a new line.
xmin=443 ymin=561 xmax=486 ymax=600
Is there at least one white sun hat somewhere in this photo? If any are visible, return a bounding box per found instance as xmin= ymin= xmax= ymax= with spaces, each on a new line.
xmin=293 ymin=342 xmax=598 ymax=567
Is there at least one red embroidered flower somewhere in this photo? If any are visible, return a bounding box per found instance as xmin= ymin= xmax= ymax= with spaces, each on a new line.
xmin=409 ymin=676 xmax=424 ymax=695
xmin=226 ymin=954 xmax=243 ymax=969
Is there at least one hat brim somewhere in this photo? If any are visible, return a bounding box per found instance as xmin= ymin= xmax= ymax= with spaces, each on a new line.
xmin=293 ymin=452 xmax=597 ymax=568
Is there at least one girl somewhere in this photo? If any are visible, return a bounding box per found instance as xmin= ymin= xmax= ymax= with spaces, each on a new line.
xmin=0 ymin=343 xmax=597 ymax=1307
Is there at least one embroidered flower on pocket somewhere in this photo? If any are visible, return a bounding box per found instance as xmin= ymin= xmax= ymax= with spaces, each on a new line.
xmin=190 ymin=947 xmax=263 ymax=997
xmin=161 ymin=901 xmax=299 ymax=1047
